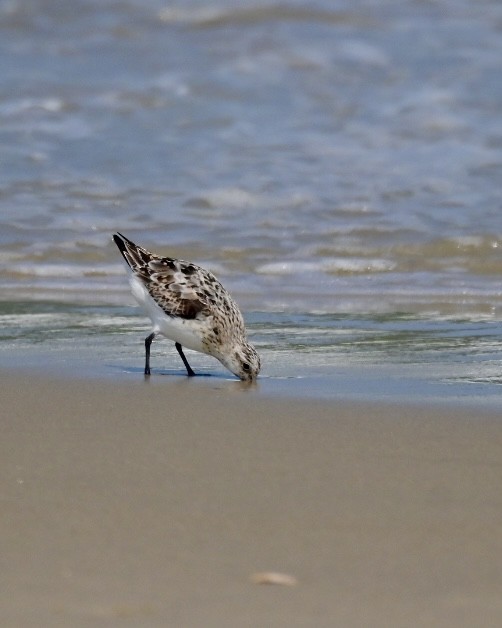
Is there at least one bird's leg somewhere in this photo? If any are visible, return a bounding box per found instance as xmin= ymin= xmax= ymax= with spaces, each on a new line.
xmin=144 ymin=332 xmax=155 ymax=375
xmin=175 ymin=342 xmax=196 ymax=377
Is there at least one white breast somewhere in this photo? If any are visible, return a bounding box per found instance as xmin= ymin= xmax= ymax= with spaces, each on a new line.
xmin=129 ymin=275 xmax=208 ymax=353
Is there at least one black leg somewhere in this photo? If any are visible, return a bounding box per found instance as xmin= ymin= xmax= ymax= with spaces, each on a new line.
xmin=175 ymin=342 xmax=196 ymax=377
xmin=144 ymin=332 xmax=155 ymax=375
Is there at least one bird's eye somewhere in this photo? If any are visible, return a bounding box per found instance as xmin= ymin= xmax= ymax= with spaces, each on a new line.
xmin=242 ymin=363 xmax=250 ymax=372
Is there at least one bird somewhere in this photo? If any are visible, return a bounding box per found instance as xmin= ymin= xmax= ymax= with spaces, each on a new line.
xmin=112 ymin=232 xmax=260 ymax=381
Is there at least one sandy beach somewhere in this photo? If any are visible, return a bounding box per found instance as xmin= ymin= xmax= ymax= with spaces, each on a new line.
xmin=2 ymin=372 xmax=502 ymax=627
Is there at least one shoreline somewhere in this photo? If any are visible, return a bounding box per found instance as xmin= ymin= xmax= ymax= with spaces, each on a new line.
xmin=2 ymin=372 xmax=502 ymax=626
xmin=2 ymin=300 xmax=502 ymax=408
xmin=1 ymin=355 xmax=501 ymax=410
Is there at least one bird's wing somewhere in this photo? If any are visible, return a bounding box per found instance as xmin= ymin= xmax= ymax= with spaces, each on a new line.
xmin=113 ymin=232 xmax=232 ymax=320
xmin=143 ymin=258 xmax=212 ymax=320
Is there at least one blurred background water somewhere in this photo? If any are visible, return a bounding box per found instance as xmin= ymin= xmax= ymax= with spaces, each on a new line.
xmin=1 ymin=0 xmax=501 ymax=316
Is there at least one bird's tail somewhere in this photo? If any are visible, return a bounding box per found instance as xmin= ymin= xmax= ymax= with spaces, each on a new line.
xmin=112 ymin=232 xmax=152 ymax=271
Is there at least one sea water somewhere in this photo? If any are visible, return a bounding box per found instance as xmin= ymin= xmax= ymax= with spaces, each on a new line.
xmin=1 ymin=1 xmax=501 ymax=403
xmin=1 ymin=301 xmax=501 ymax=406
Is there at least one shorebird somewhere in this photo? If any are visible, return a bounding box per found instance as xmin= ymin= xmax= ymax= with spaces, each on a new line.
xmin=113 ymin=233 xmax=260 ymax=381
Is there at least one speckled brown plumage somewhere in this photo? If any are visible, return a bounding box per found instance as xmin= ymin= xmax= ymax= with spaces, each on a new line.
xmin=113 ymin=232 xmax=260 ymax=381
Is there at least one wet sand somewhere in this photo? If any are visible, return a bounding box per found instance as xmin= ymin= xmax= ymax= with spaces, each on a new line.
xmin=2 ymin=373 xmax=502 ymax=627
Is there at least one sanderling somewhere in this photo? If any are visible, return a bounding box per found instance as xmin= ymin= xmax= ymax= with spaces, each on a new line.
xmin=113 ymin=232 xmax=260 ymax=381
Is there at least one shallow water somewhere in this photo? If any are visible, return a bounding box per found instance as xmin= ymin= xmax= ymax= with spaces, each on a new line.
xmin=1 ymin=0 xmax=502 ymax=316
xmin=1 ymin=301 xmax=501 ymax=406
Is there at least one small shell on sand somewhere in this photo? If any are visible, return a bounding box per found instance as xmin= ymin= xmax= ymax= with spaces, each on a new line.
xmin=250 ymin=571 xmax=298 ymax=586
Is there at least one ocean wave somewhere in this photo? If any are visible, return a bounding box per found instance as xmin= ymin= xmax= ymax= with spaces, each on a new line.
xmin=157 ymin=5 xmax=356 ymax=28
xmin=256 ymin=258 xmax=396 ymax=275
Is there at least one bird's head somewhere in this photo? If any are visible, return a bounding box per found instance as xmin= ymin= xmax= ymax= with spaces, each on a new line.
xmin=219 ymin=340 xmax=261 ymax=382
